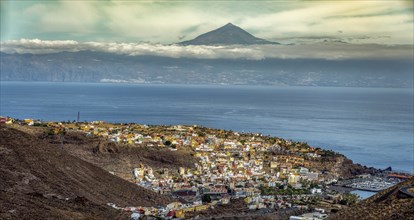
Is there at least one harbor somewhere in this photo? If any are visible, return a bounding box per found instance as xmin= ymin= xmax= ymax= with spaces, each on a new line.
xmin=347 ymin=177 xmax=397 ymax=192
xmin=334 ymin=174 xmax=409 ymax=193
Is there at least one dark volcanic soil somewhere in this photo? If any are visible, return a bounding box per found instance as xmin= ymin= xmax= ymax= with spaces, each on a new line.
xmin=0 ymin=125 xmax=174 ymax=220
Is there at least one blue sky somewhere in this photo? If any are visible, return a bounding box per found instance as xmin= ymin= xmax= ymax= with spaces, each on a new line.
xmin=1 ymin=0 xmax=413 ymax=44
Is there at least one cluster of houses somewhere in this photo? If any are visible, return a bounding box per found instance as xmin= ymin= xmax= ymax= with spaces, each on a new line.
xmin=70 ymin=121 xmax=340 ymax=219
xmin=0 ymin=116 xmax=16 ymax=124
xmin=108 ymin=201 xmax=210 ymax=219
xmin=5 ymin=118 xmax=360 ymax=219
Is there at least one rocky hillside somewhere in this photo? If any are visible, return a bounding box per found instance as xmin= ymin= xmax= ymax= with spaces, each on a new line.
xmin=329 ymin=177 xmax=414 ymax=220
xmin=37 ymin=129 xmax=198 ymax=182
xmin=0 ymin=125 xmax=174 ymax=220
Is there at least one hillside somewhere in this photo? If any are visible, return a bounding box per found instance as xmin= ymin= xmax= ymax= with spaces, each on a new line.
xmin=1 ymin=51 xmax=412 ymax=88
xmin=329 ymin=177 xmax=414 ymax=220
xmin=41 ymin=130 xmax=198 ymax=182
xmin=0 ymin=51 xmax=413 ymax=87
xmin=0 ymin=125 xmax=174 ymax=219
xmin=1 ymin=122 xmax=412 ymax=219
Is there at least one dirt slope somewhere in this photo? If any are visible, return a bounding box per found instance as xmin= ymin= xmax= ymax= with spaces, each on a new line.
xmin=43 ymin=130 xmax=197 ymax=182
xmin=329 ymin=177 xmax=414 ymax=220
xmin=0 ymin=125 xmax=173 ymax=219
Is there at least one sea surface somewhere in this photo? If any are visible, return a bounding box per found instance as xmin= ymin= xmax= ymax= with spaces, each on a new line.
xmin=1 ymin=81 xmax=413 ymax=173
xmin=351 ymin=190 xmax=376 ymax=200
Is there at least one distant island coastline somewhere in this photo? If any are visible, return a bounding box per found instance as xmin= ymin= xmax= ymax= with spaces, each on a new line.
xmin=1 ymin=22 xmax=412 ymax=88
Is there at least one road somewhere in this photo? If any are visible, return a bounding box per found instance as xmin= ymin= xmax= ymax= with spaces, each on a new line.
xmin=399 ymin=186 xmax=414 ymax=198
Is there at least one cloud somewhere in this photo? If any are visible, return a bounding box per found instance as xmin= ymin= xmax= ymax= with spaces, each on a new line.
xmin=1 ymin=1 xmax=412 ymax=44
xmin=1 ymin=39 xmax=413 ymax=61
xmin=24 ymin=1 xmax=101 ymax=34
xmin=1 ymin=39 xmax=80 ymax=54
xmin=239 ymin=1 xmax=414 ymax=44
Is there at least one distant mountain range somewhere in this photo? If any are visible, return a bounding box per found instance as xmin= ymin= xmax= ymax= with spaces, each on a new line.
xmin=179 ymin=23 xmax=277 ymax=45
xmin=1 ymin=51 xmax=412 ymax=87
xmin=0 ymin=23 xmax=412 ymax=87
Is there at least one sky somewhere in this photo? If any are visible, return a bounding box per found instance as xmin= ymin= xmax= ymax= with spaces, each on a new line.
xmin=1 ymin=0 xmax=413 ymax=44
xmin=0 ymin=1 xmax=413 ymax=60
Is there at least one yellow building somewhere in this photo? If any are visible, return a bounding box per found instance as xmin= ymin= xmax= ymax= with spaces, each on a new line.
xmin=182 ymin=207 xmax=195 ymax=213
xmin=288 ymin=173 xmax=300 ymax=185
xmin=179 ymin=167 xmax=186 ymax=175
xmin=175 ymin=210 xmax=185 ymax=218
xmin=194 ymin=205 xmax=209 ymax=212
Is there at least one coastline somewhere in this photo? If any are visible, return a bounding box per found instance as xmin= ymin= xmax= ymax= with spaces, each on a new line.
xmin=1 ymin=81 xmax=413 ymax=173
xmin=1 ymin=118 xmax=412 ymax=220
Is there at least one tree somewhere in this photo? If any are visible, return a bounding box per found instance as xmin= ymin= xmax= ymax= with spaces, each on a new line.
xmin=202 ymin=194 xmax=211 ymax=203
xmin=339 ymin=193 xmax=359 ymax=205
xmin=196 ymin=131 xmax=206 ymax=137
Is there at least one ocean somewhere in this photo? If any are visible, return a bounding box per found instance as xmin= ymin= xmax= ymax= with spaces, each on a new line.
xmin=1 ymin=81 xmax=413 ymax=173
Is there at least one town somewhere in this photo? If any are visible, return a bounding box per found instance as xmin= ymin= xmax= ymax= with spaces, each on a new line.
xmin=1 ymin=117 xmax=411 ymax=219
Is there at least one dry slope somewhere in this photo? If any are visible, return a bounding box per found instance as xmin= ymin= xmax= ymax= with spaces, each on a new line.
xmin=0 ymin=125 xmax=174 ymax=220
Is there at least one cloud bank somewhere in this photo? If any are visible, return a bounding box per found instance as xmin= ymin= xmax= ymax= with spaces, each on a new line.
xmin=1 ymin=39 xmax=413 ymax=61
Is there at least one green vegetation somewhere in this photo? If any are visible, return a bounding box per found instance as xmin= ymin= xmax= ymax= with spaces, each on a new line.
xmin=202 ymin=194 xmax=211 ymax=203
xmin=339 ymin=193 xmax=360 ymax=206
xmin=259 ymin=185 xmax=309 ymax=196
xmin=196 ymin=131 xmax=206 ymax=137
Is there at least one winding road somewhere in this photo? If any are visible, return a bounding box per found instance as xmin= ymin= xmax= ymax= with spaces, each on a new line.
xmin=399 ymin=186 xmax=414 ymax=198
